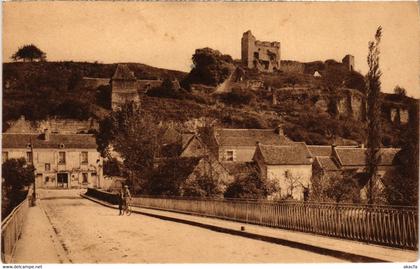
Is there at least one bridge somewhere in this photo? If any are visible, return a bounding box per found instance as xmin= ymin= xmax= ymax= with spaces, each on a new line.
xmin=2 ymin=189 xmax=418 ymax=263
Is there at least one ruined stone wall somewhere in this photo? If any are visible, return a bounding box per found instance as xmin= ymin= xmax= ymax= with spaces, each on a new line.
xmin=334 ymin=89 xmax=365 ymax=120
xmin=342 ymin=55 xmax=355 ymax=71
xmin=280 ymin=61 xmax=305 ymax=74
xmin=399 ymin=108 xmax=409 ymax=124
xmin=241 ymin=30 xmax=281 ymax=72
xmin=82 ymin=77 xmax=110 ymax=89
xmin=350 ymin=93 xmax=365 ymax=121
xmin=138 ymin=80 xmax=163 ymax=94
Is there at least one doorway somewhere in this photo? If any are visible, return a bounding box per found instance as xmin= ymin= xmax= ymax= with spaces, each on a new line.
xmin=57 ymin=173 xmax=69 ymax=188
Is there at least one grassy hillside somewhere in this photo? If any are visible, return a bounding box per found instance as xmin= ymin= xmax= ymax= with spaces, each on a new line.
xmin=3 ymin=60 xmax=417 ymax=147
xmin=3 ymin=61 xmax=187 ymax=123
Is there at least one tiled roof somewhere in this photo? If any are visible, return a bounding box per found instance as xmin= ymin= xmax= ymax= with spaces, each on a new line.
xmin=214 ymin=128 xmax=292 ymax=147
xmin=335 ymin=148 xmax=400 ymax=167
xmin=307 ymin=145 xmax=333 ymax=157
xmin=2 ymin=133 xmax=97 ymax=149
xmin=315 ymin=156 xmax=340 ymax=171
xmin=112 ymin=64 xmax=137 ymax=80
xmin=257 ymin=143 xmax=313 ymax=165
xmin=181 ymin=133 xmax=195 ymax=148
xmin=154 ymin=157 xmax=202 ymax=181
xmin=222 ymin=162 xmax=257 ymax=176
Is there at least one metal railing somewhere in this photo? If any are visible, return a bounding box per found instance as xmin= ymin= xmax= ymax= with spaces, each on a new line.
xmin=131 ymin=196 xmax=418 ymax=250
xmin=1 ymin=187 xmax=33 ymax=263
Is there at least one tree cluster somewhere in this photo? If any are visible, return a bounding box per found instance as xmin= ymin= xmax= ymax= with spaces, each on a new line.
xmin=182 ymin=48 xmax=235 ymax=88
xmin=2 ymin=158 xmax=35 ymax=219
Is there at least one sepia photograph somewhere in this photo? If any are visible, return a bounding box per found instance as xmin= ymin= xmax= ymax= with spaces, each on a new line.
xmin=1 ymin=1 xmax=419 ymax=266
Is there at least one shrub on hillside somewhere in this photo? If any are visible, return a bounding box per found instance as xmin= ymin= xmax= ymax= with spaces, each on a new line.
xmin=219 ymin=88 xmax=256 ymax=106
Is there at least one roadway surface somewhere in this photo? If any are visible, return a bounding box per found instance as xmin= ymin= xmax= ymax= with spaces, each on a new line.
xmin=31 ymin=189 xmax=346 ymax=263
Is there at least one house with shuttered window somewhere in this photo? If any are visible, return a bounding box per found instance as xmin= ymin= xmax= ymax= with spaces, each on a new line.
xmin=2 ymin=129 xmax=103 ymax=189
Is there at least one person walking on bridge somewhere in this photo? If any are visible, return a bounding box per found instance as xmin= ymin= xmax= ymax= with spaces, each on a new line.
xmin=121 ymin=185 xmax=132 ymax=215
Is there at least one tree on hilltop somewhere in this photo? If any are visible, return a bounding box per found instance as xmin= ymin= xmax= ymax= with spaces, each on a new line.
xmin=11 ymin=44 xmax=46 ymax=62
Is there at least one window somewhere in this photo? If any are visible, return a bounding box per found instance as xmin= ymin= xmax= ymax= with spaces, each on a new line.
xmin=2 ymin=152 xmax=8 ymax=162
xmin=26 ymin=152 xmax=33 ymax=164
xmin=81 ymin=152 xmax=88 ymax=164
xmin=82 ymin=173 xmax=88 ymax=183
xmin=58 ymin=152 xmax=66 ymax=164
xmin=226 ymin=150 xmax=235 ymax=162
xmin=45 ymin=163 xmax=51 ymax=171
xmin=45 ymin=176 xmax=50 ymax=183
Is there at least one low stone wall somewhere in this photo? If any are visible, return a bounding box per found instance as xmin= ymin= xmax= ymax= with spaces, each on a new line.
xmin=85 ymin=188 xmax=119 ymax=205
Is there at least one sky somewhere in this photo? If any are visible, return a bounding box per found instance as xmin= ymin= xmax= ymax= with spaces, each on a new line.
xmin=3 ymin=1 xmax=420 ymax=97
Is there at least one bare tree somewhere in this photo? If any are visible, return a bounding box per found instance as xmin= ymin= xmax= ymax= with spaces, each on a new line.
xmin=283 ymin=170 xmax=306 ymax=200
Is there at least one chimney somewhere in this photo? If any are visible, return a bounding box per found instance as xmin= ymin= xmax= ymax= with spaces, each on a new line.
xmin=44 ymin=128 xmax=50 ymax=141
xmin=276 ymin=124 xmax=284 ymax=136
xmin=272 ymin=91 xmax=277 ymax=105
xmin=359 ymin=143 xmax=365 ymax=149
xmin=331 ymin=144 xmax=337 ymax=153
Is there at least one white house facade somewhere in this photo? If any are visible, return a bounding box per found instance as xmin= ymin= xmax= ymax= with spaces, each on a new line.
xmin=2 ymin=131 xmax=103 ymax=189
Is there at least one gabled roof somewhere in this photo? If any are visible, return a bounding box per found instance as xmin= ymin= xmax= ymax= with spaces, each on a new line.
xmin=214 ymin=128 xmax=292 ymax=147
xmin=2 ymin=133 xmax=97 ymax=149
xmin=180 ymin=134 xmax=207 ymax=158
xmin=5 ymin=117 xmax=37 ymax=133
xmin=154 ymin=157 xmax=202 ymax=181
xmin=256 ymin=142 xmax=313 ymax=165
xmin=181 ymin=132 xmax=195 ymax=149
xmin=161 ymin=126 xmax=181 ymax=145
xmin=222 ymin=162 xmax=257 ymax=177
xmin=315 ymin=156 xmax=340 ymax=171
xmin=307 ymin=145 xmax=333 ymax=157
xmin=334 ymin=148 xmax=400 ymax=167
xmin=307 ymin=145 xmax=359 ymax=157
xmin=112 ymin=64 xmax=137 ymax=80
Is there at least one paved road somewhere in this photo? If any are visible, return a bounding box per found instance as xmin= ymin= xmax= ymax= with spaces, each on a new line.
xmin=38 ymin=189 xmax=345 ymax=263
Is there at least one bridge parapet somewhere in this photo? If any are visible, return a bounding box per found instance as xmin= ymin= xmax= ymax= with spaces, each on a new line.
xmin=1 ymin=186 xmax=33 ymax=263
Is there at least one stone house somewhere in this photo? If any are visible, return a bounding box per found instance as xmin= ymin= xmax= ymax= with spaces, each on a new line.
xmin=310 ymin=144 xmax=400 ymax=202
xmin=209 ymin=127 xmax=292 ymax=163
xmin=332 ymin=147 xmax=399 ymax=176
xmin=2 ymin=130 xmax=103 ymax=189
xmin=253 ymin=143 xmax=313 ymax=200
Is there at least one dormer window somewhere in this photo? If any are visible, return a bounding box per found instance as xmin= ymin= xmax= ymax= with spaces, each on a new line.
xmin=59 ymin=143 xmax=65 ymax=149
xmin=26 ymin=143 xmax=32 ymax=149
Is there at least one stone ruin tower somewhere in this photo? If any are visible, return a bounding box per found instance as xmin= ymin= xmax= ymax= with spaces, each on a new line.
xmin=241 ymin=30 xmax=281 ymax=72
xmin=342 ymin=54 xmax=355 ymax=71
xmin=111 ymin=64 xmax=139 ymax=110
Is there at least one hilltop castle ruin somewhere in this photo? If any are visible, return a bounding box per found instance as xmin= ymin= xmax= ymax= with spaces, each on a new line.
xmin=241 ymin=30 xmax=281 ymax=72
